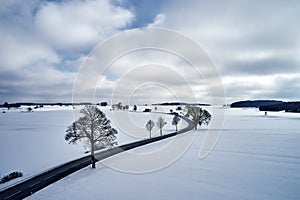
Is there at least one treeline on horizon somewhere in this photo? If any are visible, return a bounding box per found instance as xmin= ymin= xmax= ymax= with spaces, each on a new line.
xmin=152 ymin=102 xmax=210 ymax=106
xmin=0 ymin=101 xmax=211 ymax=109
xmin=231 ymin=100 xmax=300 ymax=113
xmin=0 ymin=102 xmax=94 ymax=109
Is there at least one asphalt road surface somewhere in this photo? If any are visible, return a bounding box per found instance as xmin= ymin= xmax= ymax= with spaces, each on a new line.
xmin=0 ymin=115 xmax=194 ymax=200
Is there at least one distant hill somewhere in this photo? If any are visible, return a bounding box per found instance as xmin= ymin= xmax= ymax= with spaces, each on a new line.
xmin=230 ymin=100 xmax=283 ymax=108
xmin=259 ymin=102 xmax=300 ymax=113
xmin=0 ymin=102 xmax=92 ymax=109
xmin=152 ymin=102 xmax=210 ymax=106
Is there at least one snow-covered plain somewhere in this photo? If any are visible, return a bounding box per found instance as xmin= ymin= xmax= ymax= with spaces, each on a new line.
xmin=0 ymin=106 xmax=82 ymax=189
xmin=23 ymin=107 xmax=300 ymax=200
xmin=0 ymin=105 xmax=182 ymax=189
xmin=1 ymin=106 xmax=300 ymax=199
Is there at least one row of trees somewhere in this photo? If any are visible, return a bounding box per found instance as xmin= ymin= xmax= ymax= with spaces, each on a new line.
xmin=111 ymin=102 xmax=130 ymax=110
xmin=111 ymin=102 xmax=138 ymax=111
xmin=145 ymin=105 xmax=211 ymax=137
xmin=145 ymin=115 xmax=181 ymax=138
xmin=65 ymin=105 xmax=211 ymax=169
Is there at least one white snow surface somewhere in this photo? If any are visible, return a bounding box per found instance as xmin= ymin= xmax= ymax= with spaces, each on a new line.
xmin=24 ymin=107 xmax=300 ymax=200
xmin=0 ymin=105 xmax=182 ymax=189
xmin=1 ymin=106 xmax=300 ymax=199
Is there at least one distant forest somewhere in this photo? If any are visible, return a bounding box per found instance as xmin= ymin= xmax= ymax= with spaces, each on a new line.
xmin=0 ymin=102 xmax=93 ymax=109
xmin=259 ymin=102 xmax=300 ymax=112
xmin=230 ymin=100 xmax=283 ymax=108
xmin=231 ymin=100 xmax=300 ymax=113
xmin=152 ymin=102 xmax=210 ymax=106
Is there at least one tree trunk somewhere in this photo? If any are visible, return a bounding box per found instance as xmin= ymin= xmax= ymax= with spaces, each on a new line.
xmin=194 ymin=117 xmax=198 ymax=130
xmin=91 ymin=140 xmax=96 ymax=169
xmin=176 ymin=125 xmax=178 ymax=131
xmin=160 ymin=129 xmax=162 ymax=135
xmin=91 ymin=154 xmax=96 ymax=169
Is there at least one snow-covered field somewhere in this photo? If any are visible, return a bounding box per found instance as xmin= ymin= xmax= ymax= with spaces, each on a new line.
xmin=1 ymin=106 xmax=300 ymax=199
xmin=0 ymin=106 xmax=82 ymax=189
xmin=0 ymin=105 xmax=183 ymax=189
xmin=26 ymin=108 xmax=300 ymax=200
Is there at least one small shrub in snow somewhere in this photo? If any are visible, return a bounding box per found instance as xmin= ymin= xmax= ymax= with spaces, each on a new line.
xmin=143 ymin=108 xmax=151 ymax=112
xmin=176 ymin=106 xmax=182 ymax=111
xmin=0 ymin=171 xmax=23 ymax=184
xmin=133 ymin=105 xmax=137 ymax=111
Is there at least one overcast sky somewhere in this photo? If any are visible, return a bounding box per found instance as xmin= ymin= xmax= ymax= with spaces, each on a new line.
xmin=0 ymin=0 xmax=299 ymax=104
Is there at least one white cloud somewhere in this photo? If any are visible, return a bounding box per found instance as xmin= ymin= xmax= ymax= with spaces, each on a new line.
xmin=35 ymin=0 xmax=134 ymax=52
xmin=1 ymin=0 xmax=299 ymax=104
xmin=148 ymin=14 xmax=165 ymax=27
xmin=73 ymin=32 xmax=216 ymax=105
xmin=0 ymin=0 xmax=134 ymax=103
xmin=150 ymin=0 xmax=300 ymax=102
xmin=0 ymin=33 xmax=59 ymax=69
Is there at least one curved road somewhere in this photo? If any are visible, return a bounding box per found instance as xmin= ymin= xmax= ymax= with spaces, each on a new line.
xmin=0 ymin=114 xmax=194 ymax=200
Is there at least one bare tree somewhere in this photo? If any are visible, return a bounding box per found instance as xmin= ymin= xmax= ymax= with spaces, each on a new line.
xmin=198 ymin=109 xmax=211 ymax=127
xmin=185 ymin=106 xmax=211 ymax=130
xmin=117 ymin=102 xmax=122 ymax=110
xmin=65 ymin=105 xmax=118 ymax=168
xmin=123 ymin=105 xmax=129 ymax=110
xmin=146 ymin=120 xmax=155 ymax=138
xmin=157 ymin=117 xmax=167 ymax=135
xmin=133 ymin=105 xmax=137 ymax=111
xmin=172 ymin=115 xmax=180 ymax=131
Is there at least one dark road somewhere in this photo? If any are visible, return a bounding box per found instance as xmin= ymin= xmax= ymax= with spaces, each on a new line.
xmin=0 ymin=115 xmax=194 ymax=200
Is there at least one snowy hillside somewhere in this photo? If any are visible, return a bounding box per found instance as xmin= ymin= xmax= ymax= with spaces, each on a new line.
xmin=26 ymin=108 xmax=300 ymax=200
